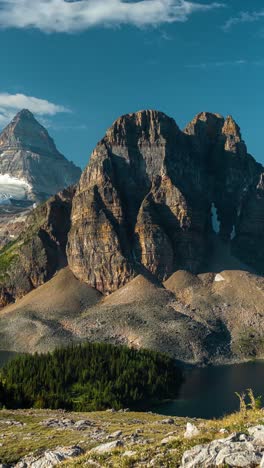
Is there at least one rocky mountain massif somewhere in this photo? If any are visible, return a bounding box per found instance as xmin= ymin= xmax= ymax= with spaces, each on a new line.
xmin=0 ymin=109 xmax=81 ymax=247
xmin=67 ymin=110 xmax=264 ymax=293
xmin=1 ymin=109 xmax=264 ymax=364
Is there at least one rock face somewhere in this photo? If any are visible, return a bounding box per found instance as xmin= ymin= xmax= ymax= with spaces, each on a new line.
xmin=14 ymin=445 xmax=83 ymax=467
xmin=181 ymin=428 xmax=264 ymax=468
xmin=67 ymin=110 xmax=263 ymax=294
xmin=0 ymin=109 xmax=81 ymax=203
xmin=0 ymin=186 xmax=75 ymax=306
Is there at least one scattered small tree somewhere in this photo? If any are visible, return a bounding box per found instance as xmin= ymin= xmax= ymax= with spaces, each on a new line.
xmin=235 ymin=388 xmax=262 ymax=416
xmin=235 ymin=391 xmax=247 ymax=417
xmin=247 ymin=388 xmax=262 ymax=410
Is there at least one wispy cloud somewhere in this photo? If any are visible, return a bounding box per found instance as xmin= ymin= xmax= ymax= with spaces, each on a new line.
xmin=186 ymin=59 xmax=248 ymax=69
xmin=0 ymin=0 xmax=225 ymax=33
xmin=185 ymin=59 xmax=264 ymax=69
xmin=0 ymin=93 xmax=70 ymax=126
xmin=223 ymin=10 xmax=264 ymax=32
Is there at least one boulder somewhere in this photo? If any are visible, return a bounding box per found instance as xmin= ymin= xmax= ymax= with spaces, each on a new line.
xmin=161 ymin=435 xmax=177 ymax=445
xmin=91 ymin=440 xmax=124 ymax=454
xmin=181 ymin=429 xmax=264 ymax=467
xmin=160 ymin=418 xmax=175 ymax=425
xmin=184 ymin=422 xmax=200 ymax=439
xmin=15 ymin=445 xmax=83 ymax=468
xmin=109 ymin=430 xmax=122 ymax=438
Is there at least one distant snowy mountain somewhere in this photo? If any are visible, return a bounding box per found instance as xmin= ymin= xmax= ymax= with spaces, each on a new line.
xmin=0 ymin=109 xmax=81 ymax=248
xmin=0 ymin=109 xmax=81 ymax=205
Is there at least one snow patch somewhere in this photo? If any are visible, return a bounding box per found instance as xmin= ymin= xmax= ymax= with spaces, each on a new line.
xmin=0 ymin=173 xmax=31 ymax=203
xmin=211 ymin=203 xmax=220 ymax=234
xmin=215 ymin=274 xmax=225 ymax=282
xmin=231 ymin=225 xmax=236 ymax=240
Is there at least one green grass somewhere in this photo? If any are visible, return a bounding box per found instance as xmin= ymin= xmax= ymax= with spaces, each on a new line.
xmin=0 ymin=249 xmax=19 ymax=280
xmin=0 ymin=407 xmax=264 ymax=466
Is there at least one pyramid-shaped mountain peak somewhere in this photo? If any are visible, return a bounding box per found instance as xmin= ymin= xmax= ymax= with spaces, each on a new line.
xmin=0 ymin=110 xmax=81 ymax=204
xmin=0 ymin=109 xmax=59 ymax=156
xmin=13 ymin=108 xmax=35 ymax=120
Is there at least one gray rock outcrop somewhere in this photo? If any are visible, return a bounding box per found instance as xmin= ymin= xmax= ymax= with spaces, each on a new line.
xmin=14 ymin=445 xmax=83 ymax=467
xmin=181 ymin=426 xmax=264 ymax=467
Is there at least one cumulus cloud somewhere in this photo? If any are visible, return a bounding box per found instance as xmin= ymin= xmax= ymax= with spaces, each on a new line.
xmin=0 ymin=0 xmax=225 ymax=33
xmin=223 ymin=10 xmax=264 ymax=32
xmin=0 ymin=93 xmax=69 ymax=126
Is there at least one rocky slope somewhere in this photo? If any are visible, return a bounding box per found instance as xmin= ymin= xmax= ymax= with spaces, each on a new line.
xmin=1 ymin=266 xmax=264 ymax=365
xmin=67 ymin=110 xmax=264 ymax=294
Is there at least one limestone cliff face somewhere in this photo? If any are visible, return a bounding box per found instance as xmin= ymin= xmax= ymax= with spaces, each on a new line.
xmin=68 ymin=109 xmax=262 ymax=294
xmin=232 ymin=172 xmax=264 ymax=273
xmin=67 ymin=111 xmax=212 ymax=293
xmin=185 ymin=112 xmax=261 ymax=242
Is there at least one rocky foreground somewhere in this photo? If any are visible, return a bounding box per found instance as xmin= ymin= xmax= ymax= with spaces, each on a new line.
xmin=1 ymin=408 xmax=264 ymax=467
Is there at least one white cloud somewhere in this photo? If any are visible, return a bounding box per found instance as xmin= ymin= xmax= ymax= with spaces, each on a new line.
xmin=185 ymin=59 xmax=264 ymax=69
xmin=185 ymin=59 xmax=248 ymax=69
xmin=0 ymin=93 xmax=69 ymax=126
xmin=223 ymin=10 xmax=264 ymax=32
xmin=0 ymin=0 xmax=225 ymax=33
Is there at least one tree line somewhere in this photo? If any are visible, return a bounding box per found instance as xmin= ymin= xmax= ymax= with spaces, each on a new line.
xmin=0 ymin=342 xmax=183 ymax=411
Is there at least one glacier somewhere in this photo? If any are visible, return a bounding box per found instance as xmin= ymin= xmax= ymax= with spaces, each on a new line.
xmin=0 ymin=173 xmax=31 ymax=204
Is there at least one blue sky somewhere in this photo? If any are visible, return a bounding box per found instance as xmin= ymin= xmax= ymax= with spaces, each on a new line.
xmin=0 ymin=0 xmax=263 ymax=168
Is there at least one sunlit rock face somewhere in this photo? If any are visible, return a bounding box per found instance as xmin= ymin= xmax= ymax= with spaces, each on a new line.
xmin=0 ymin=109 xmax=81 ymax=204
xmin=67 ymin=109 xmax=263 ymax=294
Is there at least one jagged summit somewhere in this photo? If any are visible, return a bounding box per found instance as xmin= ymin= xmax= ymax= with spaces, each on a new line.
xmin=12 ymin=108 xmax=35 ymax=120
xmin=184 ymin=112 xmax=224 ymax=142
xmin=104 ymin=109 xmax=180 ymax=148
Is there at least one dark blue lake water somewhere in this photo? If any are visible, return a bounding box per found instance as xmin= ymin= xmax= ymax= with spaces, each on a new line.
xmin=155 ymin=361 xmax=264 ymax=419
